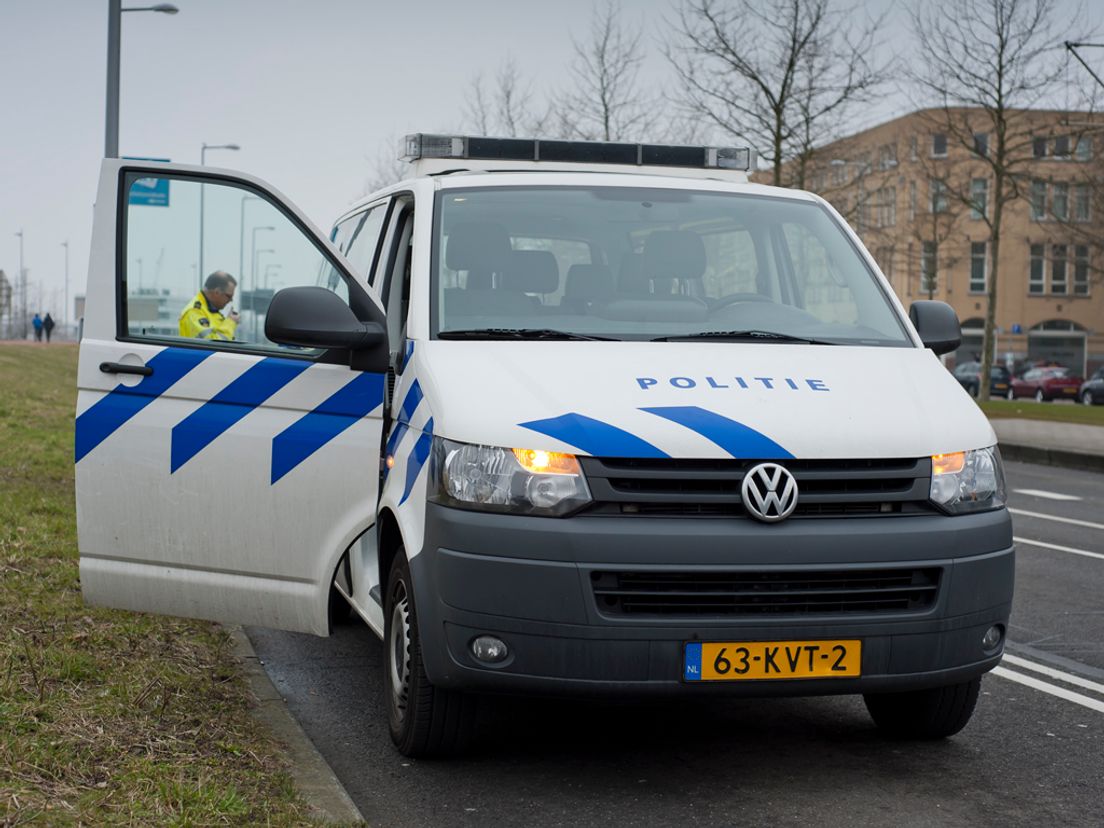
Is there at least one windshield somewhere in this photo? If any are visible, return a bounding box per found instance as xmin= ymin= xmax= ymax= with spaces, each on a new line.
xmin=431 ymin=186 xmax=911 ymax=345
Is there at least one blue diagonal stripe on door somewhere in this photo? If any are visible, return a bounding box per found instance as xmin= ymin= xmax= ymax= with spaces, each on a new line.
xmin=75 ymin=347 xmax=212 ymax=463
xmin=170 ymin=357 xmax=310 ymax=473
xmin=270 ymin=371 xmax=386 ymax=484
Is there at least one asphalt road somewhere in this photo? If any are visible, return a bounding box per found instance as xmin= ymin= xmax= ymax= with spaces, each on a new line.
xmin=248 ymin=459 xmax=1104 ymax=827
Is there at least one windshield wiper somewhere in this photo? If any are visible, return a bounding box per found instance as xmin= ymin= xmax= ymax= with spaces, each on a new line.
xmin=438 ymin=328 xmax=618 ymax=342
xmin=651 ymin=330 xmax=839 ymax=345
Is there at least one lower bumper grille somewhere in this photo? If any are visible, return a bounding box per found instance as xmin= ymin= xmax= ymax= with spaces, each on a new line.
xmin=591 ymin=568 xmax=941 ymax=617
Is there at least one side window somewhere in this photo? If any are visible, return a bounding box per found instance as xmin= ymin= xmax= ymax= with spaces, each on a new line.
xmin=123 ymin=173 xmax=356 ymax=355
xmin=344 ymin=203 xmax=390 ymax=285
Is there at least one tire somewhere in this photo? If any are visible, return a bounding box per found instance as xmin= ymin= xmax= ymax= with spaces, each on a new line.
xmin=864 ymin=677 xmax=981 ymax=739
xmin=1084 ymin=391 xmax=1095 ymax=406
xmin=1006 ymin=388 xmax=1015 ymax=401
xmin=1034 ymin=388 xmax=1046 ymax=403
xmin=384 ymin=549 xmax=478 ymax=757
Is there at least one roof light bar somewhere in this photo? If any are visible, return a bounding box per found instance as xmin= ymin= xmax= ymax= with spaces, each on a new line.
xmin=402 ymin=133 xmax=753 ymax=172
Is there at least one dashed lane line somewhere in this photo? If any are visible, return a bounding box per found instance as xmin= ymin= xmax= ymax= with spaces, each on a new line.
xmin=992 ymin=666 xmax=1104 ymax=715
xmin=1002 ymin=653 xmax=1104 ymax=697
xmin=1008 ymin=508 xmax=1104 ymax=532
xmin=1014 ymin=536 xmax=1104 ymax=562
xmin=1013 ymin=489 xmax=1082 ymax=502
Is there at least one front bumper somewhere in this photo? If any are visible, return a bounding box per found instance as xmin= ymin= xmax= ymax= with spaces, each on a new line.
xmin=411 ymin=503 xmax=1014 ymax=696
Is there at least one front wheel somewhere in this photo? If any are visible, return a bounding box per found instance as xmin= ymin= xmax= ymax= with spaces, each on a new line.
xmin=384 ymin=549 xmax=478 ymax=757
xmin=1083 ymin=390 xmax=1095 ymax=406
xmin=864 ymin=677 xmax=981 ymax=739
xmin=1006 ymin=388 xmax=1015 ymax=401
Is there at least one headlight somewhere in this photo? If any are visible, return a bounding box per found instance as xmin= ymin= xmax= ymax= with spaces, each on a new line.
xmin=929 ymin=446 xmax=1006 ymax=514
xmin=429 ymin=437 xmax=592 ymax=517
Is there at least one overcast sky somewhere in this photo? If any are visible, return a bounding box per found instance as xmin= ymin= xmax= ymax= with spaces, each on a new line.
xmin=1 ymin=0 xmax=1096 ymax=319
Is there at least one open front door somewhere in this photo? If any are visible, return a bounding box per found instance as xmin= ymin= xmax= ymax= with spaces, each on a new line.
xmin=76 ymin=160 xmax=387 ymax=636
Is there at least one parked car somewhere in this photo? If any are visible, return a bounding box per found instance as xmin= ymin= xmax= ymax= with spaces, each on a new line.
xmin=1008 ymin=366 xmax=1083 ymax=402
xmin=1080 ymin=368 xmax=1104 ymax=405
xmin=953 ymin=361 xmax=1011 ymax=398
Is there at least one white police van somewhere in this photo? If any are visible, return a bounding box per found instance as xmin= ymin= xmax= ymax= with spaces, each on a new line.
xmin=76 ymin=135 xmax=1012 ymax=757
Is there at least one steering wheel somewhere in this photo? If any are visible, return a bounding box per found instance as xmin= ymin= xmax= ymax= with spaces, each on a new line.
xmin=708 ymin=293 xmax=775 ymax=311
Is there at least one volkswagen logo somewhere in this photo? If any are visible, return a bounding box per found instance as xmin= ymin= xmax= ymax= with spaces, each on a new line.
xmin=741 ymin=463 xmax=799 ymax=523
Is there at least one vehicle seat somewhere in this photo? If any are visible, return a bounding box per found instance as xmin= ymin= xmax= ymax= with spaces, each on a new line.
xmin=503 ymin=250 xmax=560 ymax=301
xmin=564 ymin=264 xmax=615 ymax=313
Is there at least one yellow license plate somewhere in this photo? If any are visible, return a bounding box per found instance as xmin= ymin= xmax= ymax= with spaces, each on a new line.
xmin=684 ymin=640 xmax=861 ymax=681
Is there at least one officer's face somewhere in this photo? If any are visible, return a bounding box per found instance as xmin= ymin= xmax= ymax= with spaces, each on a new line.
xmin=210 ymin=286 xmax=235 ymax=311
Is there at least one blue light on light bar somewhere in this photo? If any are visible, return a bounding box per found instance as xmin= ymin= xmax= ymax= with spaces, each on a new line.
xmin=402 ymin=134 xmax=753 ymax=172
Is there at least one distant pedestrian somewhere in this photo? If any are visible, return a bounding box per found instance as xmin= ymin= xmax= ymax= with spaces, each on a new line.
xmin=43 ymin=313 xmax=55 ymax=343
xmin=32 ymin=313 xmax=43 ymax=342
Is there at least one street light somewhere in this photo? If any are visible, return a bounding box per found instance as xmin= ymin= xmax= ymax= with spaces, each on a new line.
xmin=198 ymin=142 xmax=241 ymax=284
xmin=252 ymin=248 xmax=275 ymax=341
xmin=264 ymin=263 xmax=283 ymax=289
xmin=14 ymin=230 xmax=25 ymax=339
xmin=105 ymin=1 xmax=179 ymax=158
xmin=61 ymin=240 xmax=69 ymax=332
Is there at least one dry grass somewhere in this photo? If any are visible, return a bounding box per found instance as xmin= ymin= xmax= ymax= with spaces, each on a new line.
xmin=0 ymin=344 xmax=326 ymax=826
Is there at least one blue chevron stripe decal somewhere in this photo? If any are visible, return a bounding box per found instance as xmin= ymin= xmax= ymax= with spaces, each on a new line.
xmin=75 ymin=347 xmax=212 ymax=463
xmin=170 ymin=357 xmax=310 ymax=473
xmin=519 ymin=412 xmax=668 ymax=458
xmin=640 ymin=406 xmax=792 ymax=459
xmin=397 ymin=379 xmax=423 ymax=425
xmin=399 ymin=418 xmax=434 ymax=505
xmin=270 ymin=371 xmax=386 ymax=484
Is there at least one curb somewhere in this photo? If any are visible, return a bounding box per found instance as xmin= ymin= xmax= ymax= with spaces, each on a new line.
xmin=998 ymin=442 xmax=1104 ymax=474
xmin=227 ymin=627 xmax=365 ymax=825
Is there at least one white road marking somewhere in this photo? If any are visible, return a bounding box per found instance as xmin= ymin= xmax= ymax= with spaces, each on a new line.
xmin=992 ymin=667 xmax=1104 ymax=714
xmin=1013 ymin=489 xmax=1082 ymax=502
xmin=1014 ymin=536 xmax=1104 ymax=562
xmin=1009 ymin=507 xmax=1104 ymax=531
xmin=1002 ymin=653 xmax=1104 ymax=696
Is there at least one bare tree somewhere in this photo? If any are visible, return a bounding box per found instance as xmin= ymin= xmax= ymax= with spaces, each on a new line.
xmin=552 ymin=1 xmax=655 ymax=141
xmin=910 ymin=0 xmax=1084 ymax=400
xmin=462 ymin=56 xmax=548 ymax=137
xmin=361 ymin=133 xmax=408 ymax=195
xmin=665 ymin=0 xmax=890 ymax=187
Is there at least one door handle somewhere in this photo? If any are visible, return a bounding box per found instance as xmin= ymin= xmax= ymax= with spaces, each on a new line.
xmin=100 ymin=361 xmax=153 ymax=377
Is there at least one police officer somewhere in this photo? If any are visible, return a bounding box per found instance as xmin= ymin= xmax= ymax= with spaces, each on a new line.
xmin=180 ymin=271 xmax=240 ymax=341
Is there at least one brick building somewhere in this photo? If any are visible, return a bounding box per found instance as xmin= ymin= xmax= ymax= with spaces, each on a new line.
xmin=791 ymin=108 xmax=1104 ymax=377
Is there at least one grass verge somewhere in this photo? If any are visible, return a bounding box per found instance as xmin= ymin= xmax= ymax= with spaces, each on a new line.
xmin=0 ymin=344 xmax=326 ymax=825
xmin=977 ymin=398 xmax=1104 ymax=427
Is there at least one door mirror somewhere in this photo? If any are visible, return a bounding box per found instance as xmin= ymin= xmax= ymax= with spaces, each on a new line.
xmin=266 ymin=286 xmax=385 ymax=350
xmin=909 ymin=300 xmax=961 ymax=355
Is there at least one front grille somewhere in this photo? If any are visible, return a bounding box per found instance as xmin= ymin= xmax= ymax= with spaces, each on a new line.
xmin=591 ymin=568 xmax=941 ymax=617
xmin=579 ymin=456 xmax=934 ymax=518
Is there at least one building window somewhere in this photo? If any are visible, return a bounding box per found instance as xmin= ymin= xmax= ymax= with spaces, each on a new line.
xmin=909 ymin=181 xmax=917 ymax=221
xmin=1051 ymin=245 xmax=1068 ymax=294
xmin=1054 ymin=135 xmax=1071 ymax=158
xmin=910 ymin=135 xmax=918 ymax=161
xmin=921 ymin=241 xmax=937 ymax=294
xmin=970 ymin=178 xmax=988 ymax=219
xmin=973 ymin=133 xmax=989 ymax=156
xmin=1051 ymin=182 xmax=1069 ymax=221
xmin=874 ymin=186 xmax=896 ymax=227
xmin=1030 ymin=180 xmax=1047 ymax=220
xmin=1074 ymin=183 xmax=1091 ymax=221
xmin=1074 ymin=246 xmax=1090 ymax=295
xmin=879 ymin=144 xmax=897 ymax=170
xmin=1075 ymin=136 xmax=1092 ymax=161
xmin=1033 ymin=137 xmax=1048 ymax=158
xmin=930 ymin=179 xmax=948 ymax=213
xmin=970 ymin=242 xmax=987 ymax=293
xmin=1029 ymin=244 xmax=1045 ymax=294
xmin=931 ymin=133 xmax=947 ymax=157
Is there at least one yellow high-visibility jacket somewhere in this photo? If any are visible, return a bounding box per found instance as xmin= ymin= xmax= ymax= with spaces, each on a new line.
xmin=179 ymin=291 xmax=237 ymax=341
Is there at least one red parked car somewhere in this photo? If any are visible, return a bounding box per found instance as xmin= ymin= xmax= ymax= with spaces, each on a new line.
xmin=1007 ymin=366 xmax=1083 ymax=402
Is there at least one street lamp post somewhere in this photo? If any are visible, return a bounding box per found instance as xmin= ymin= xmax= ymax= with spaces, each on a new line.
xmin=105 ymin=2 xmax=179 ymax=159
xmin=264 ymin=263 xmax=282 ymax=288
xmin=250 ymin=228 xmax=274 ymax=339
xmin=198 ymin=142 xmax=241 ymax=286
xmin=15 ymin=230 xmax=25 ymax=340
xmin=61 ymin=240 xmax=69 ymax=332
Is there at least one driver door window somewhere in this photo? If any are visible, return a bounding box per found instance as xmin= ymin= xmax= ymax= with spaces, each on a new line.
xmin=123 ymin=173 xmax=356 ymax=355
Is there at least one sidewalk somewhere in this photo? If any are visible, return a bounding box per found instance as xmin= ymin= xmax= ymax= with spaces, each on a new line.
xmin=991 ymin=417 xmax=1104 ymax=473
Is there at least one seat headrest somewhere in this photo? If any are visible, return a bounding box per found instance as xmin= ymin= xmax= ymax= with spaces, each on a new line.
xmin=643 ymin=230 xmax=706 ymax=282
xmin=445 ymin=222 xmax=511 ymax=272
xmin=504 ymin=250 xmax=559 ymax=294
xmin=565 ymin=264 xmax=615 ymax=300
